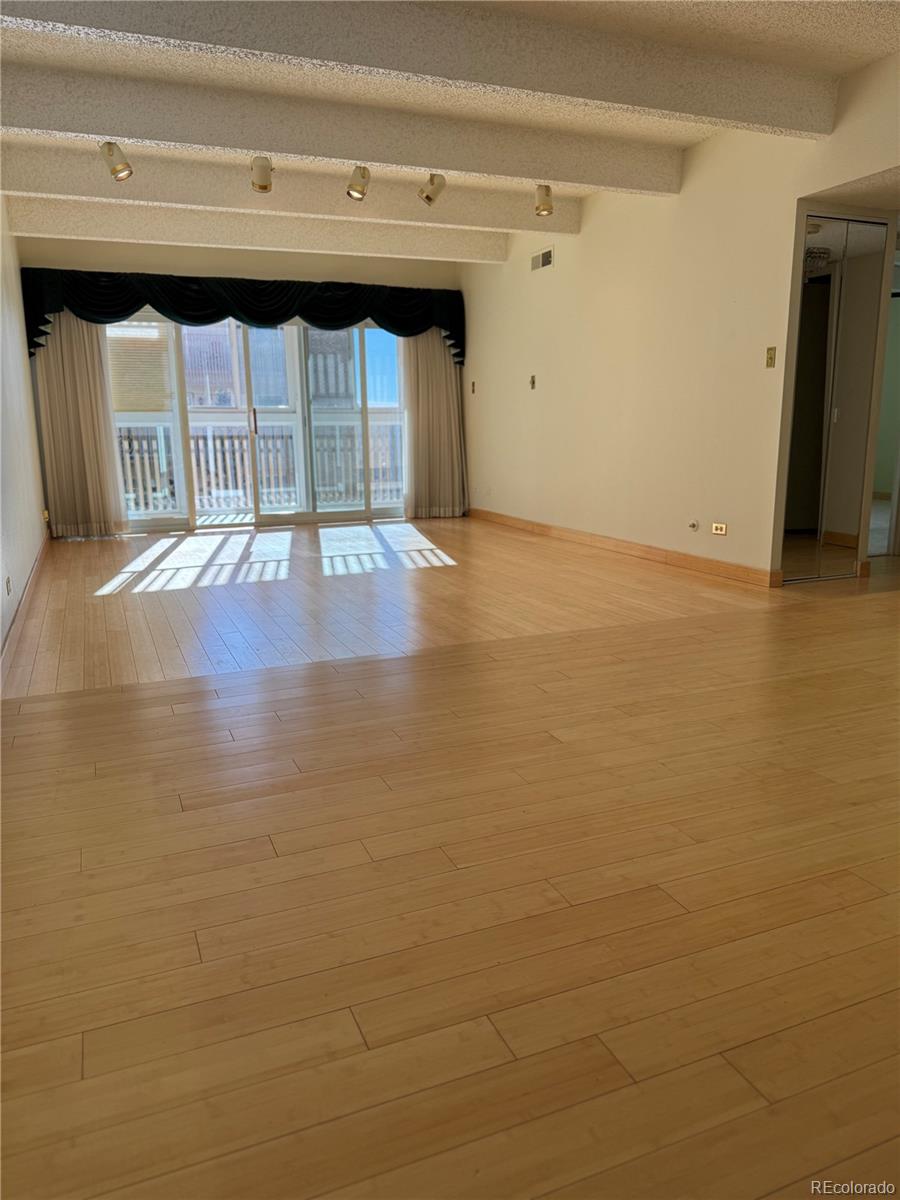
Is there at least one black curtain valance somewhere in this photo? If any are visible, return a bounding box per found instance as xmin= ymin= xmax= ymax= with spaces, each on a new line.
xmin=21 ymin=268 xmax=465 ymax=364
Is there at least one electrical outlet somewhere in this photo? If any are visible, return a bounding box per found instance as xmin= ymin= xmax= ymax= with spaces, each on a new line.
xmin=471 ymin=381 xmax=475 ymax=394
xmin=712 ymin=522 xmax=728 ymax=536
xmin=529 ymin=375 xmax=536 ymax=390
xmin=765 ymin=347 xmax=776 ymax=369
xmin=5 ymin=576 xmax=11 ymax=596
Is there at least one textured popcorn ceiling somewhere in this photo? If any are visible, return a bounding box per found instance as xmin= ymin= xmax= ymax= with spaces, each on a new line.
xmin=0 ymin=22 xmax=738 ymax=148
xmin=1 ymin=0 xmax=895 ymax=265
xmin=1 ymin=1 xmax=845 ymax=142
xmin=5 ymin=194 xmax=509 ymax=262
xmin=0 ymin=130 xmax=590 ymax=199
xmin=495 ymin=1 xmax=900 ymax=74
xmin=805 ymin=167 xmax=900 ymax=213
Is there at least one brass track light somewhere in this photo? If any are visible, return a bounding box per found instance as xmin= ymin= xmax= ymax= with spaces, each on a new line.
xmin=346 ymin=165 xmax=371 ymax=201
xmin=250 ymin=156 xmax=274 ymax=193
xmin=535 ymin=184 xmax=553 ymax=217
xmin=417 ymin=173 xmax=446 ymax=207
xmin=99 ymin=141 xmax=132 ymax=182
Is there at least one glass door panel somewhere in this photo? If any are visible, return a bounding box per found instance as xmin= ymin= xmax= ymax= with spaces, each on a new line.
xmin=306 ymin=328 xmax=366 ymax=511
xmin=106 ymin=310 xmax=187 ymax=521
xmin=365 ymin=327 xmax=404 ymax=510
xmin=188 ymin=421 xmax=254 ymax=521
xmin=182 ymin=321 xmax=255 ymax=524
xmin=106 ymin=313 xmax=404 ymax=528
xmin=248 ymin=326 xmax=311 ymax=515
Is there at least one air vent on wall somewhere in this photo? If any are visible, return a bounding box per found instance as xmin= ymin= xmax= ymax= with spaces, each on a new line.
xmin=531 ymin=247 xmax=554 ymax=271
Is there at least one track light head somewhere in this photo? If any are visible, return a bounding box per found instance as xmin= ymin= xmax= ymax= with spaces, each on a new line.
xmin=535 ymin=184 xmax=553 ymax=218
xmin=346 ymin=165 xmax=370 ymax=201
xmin=417 ymin=173 xmax=446 ymax=207
xmin=99 ymin=141 xmax=132 ymax=182
xmin=250 ymin=156 xmax=274 ymax=193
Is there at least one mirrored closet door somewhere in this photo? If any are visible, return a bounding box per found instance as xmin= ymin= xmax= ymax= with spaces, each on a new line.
xmin=781 ymin=217 xmax=888 ymax=581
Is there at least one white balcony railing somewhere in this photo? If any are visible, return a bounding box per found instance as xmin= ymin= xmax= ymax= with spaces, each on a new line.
xmin=256 ymin=424 xmax=301 ymax=510
xmin=369 ymin=414 xmax=405 ymax=507
xmin=190 ymin=425 xmax=253 ymax=512
xmin=309 ymin=411 xmax=404 ymax=508
xmin=116 ymin=410 xmax=404 ymax=518
xmin=115 ymin=421 xmax=180 ymax=515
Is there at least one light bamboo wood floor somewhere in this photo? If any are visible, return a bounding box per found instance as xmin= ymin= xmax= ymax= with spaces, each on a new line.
xmin=0 ymin=517 xmax=825 ymax=699
xmin=2 ymin=524 xmax=899 ymax=1199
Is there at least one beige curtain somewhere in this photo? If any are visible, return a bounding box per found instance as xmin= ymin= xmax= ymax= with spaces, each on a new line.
xmin=401 ymin=328 xmax=468 ymax=519
xmin=35 ymin=311 xmax=126 ymax=538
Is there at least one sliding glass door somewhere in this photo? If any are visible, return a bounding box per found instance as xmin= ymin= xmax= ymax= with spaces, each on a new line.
xmin=107 ymin=312 xmax=189 ymax=522
xmin=307 ymin=327 xmax=366 ymax=511
xmin=250 ymin=326 xmax=310 ymax=516
xmin=182 ymin=320 xmax=256 ymax=524
xmin=105 ymin=312 xmax=403 ymax=529
xmin=365 ymin=327 xmax=405 ymax=509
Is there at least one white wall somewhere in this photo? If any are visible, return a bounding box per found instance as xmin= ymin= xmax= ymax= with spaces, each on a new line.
xmin=1 ymin=199 xmax=46 ymax=644
xmin=461 ymin=54 xmax=899 ymax=571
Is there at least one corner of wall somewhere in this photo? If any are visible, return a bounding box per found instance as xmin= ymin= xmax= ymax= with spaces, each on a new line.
xmin=1 ymin=198 xmax=48 ymax=648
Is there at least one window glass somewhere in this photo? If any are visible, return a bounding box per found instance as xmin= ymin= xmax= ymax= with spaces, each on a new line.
xmin=248 ymin=327 xmax=291 ymax=409
xmin=182 ymin=321 xmax=245 ymax=408
xmin=365 ymin=327 xmax=404 ymax=508
xmin=307 ymin=328 xmax=358 ymax=409
xmin=364 ymin=327 xmax=400 ymax=407
xmin=105 ymin=310 xmax=176 ymax=413
xmin=104 ymin=316 xmax=404 ymax=521
xmin=104 ymin=310 xmax=184 ymax=517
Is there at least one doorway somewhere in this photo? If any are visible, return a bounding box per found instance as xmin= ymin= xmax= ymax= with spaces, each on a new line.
xmin=105 ymin=311 xmax=405 ymax=530
xmin=781 ymin=217 xmax=888 ymax=581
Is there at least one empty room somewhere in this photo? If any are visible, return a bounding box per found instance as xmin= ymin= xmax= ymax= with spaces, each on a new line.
xmin=1 ymin=2 xmax=898 ymax=1198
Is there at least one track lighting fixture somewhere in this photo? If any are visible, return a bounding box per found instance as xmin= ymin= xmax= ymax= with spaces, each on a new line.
xmin=250 ymin=156 xmax=273 ymax=193
xmin=535 ymin=184 xmax=553 ymax=217
xmin=417 ymin=173 xmax=446 ymax=207
xmin=99 ymin=141 xmax=132 ymax=182
xmin=346 ymin=165 xmax=371 ymax=201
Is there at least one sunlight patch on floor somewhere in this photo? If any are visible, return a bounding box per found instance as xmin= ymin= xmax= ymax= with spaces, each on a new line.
xmin=317 ymin=523 xmax=456 ymax=576
xmin=94 ymin=530 xmax=294 ymax=594
xmin=94 ymin=523 xmax=456 ymax=595
xmin=322 ymin=552 xmax=390 ymax=576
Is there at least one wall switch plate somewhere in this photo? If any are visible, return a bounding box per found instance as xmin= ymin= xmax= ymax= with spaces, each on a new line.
xmin=765 ymin=347 xmax=776 ymax=368
xmin=712 ymin=522 xmax=728 ymax=535
xmin=5 ymin=576 xmax=11 ymax=596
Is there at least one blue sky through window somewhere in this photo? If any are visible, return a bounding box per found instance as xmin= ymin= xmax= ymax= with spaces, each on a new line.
xmin=365 ymin=328 xmax=400 ymax=407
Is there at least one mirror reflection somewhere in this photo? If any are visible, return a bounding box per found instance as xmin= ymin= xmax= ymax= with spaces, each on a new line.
xmin=782 ymin=217 xmax=888 ymax=581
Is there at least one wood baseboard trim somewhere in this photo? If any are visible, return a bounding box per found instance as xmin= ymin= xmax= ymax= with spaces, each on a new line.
xmin=467 ymin=508 xmax=780 ymax=588
xmin=1 ymin=529 xmax=50 ymax=677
